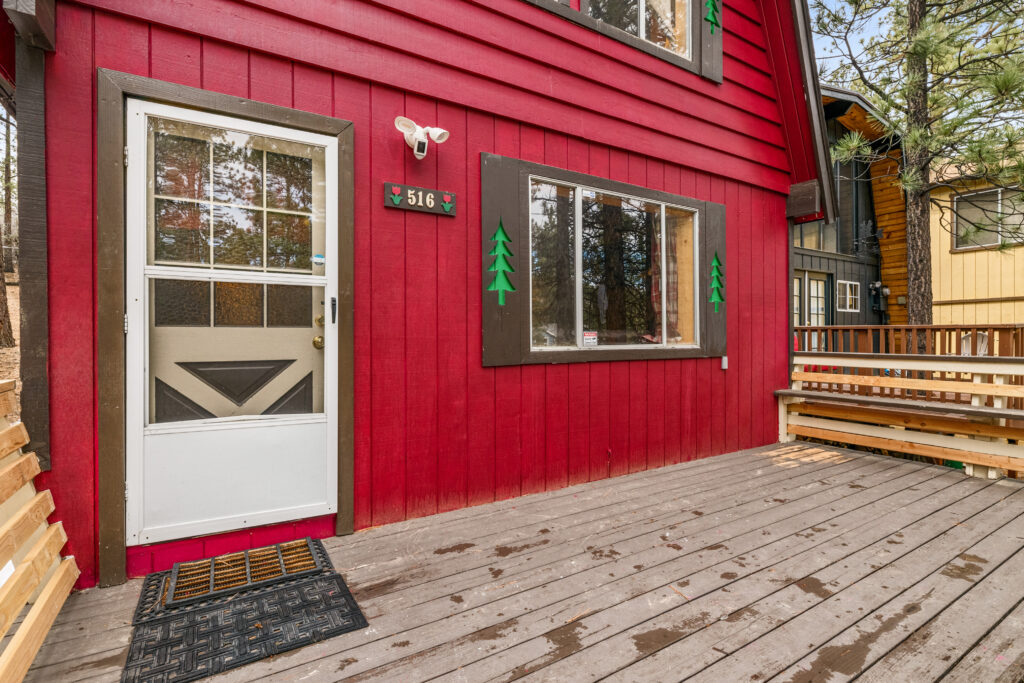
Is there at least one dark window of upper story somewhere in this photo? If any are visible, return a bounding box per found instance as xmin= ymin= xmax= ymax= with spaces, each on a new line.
xmin=523 ymin=0 xmax=723 ymax=82
xmin=809 ymin=119 xmax=876 ymax=256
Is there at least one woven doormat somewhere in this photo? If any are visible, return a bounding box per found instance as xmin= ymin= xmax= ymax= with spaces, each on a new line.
xmin=122 ymin=539 xmax=368 ymax=683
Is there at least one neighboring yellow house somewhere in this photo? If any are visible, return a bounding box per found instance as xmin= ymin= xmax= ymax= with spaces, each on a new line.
xmin=930 ymin=184 xmax=1024 ymax=325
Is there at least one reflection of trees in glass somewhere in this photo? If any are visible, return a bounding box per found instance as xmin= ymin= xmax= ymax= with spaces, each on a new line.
xmin=213 ymin=206 xmax=263 ymax=267
xmin=530 ymin=181 xmax=575 ymax=346
xmin=589 ymin=0 xmax=639 ymax=36
xmin=645 ymin=0 xmax=681 ymax=53
xmin=213 ymin=140 xmax=262 ymax=206
xmin=155 ymin=199 xmax=210 ymax=263
xmin=214 ymin=282 xmax=264 ymax=326
xmin=582 ymin=193 xmax=659 ymax=344
xmin=268 ymin=213 xmax=312 ymax=269
xmin=154 ymin=133 xmax=209 ymax=200
xmin=267 ymin=152 xmax=313 ymax=212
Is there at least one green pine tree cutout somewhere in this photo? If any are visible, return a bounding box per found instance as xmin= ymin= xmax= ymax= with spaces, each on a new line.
xmin=704 ymin=0 xmax=721 ymax=34
xmin=487 ymin=219 xmax=515 ymax=306
xmin=709 ymin=252 xmax=725 ymax=313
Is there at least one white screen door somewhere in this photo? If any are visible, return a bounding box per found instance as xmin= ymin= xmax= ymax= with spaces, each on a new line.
xmin=124 ymin=99 xmax=339 ymax=545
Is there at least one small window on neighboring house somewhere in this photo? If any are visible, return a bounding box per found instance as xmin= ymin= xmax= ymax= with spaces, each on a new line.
xmin=836 ymin=280 xmax=860 ymax=313
xmin=481 ymin=153 xmax=726 ymax=366
xmin=954 ymin=188 xmax=1023 ymax=249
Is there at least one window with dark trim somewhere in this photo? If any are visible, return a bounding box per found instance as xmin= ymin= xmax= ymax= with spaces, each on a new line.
xmin=522 ymin=0 xmax=723 ymax=82
xmin=481 ymin=153 xmax=726 ymax=366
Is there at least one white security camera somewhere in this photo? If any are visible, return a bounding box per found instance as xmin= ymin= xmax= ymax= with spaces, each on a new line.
xmin=395 ymin=116 xmax=449 ymax=160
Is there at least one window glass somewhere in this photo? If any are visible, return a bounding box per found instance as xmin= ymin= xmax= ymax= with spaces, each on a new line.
xmin=589 ymin=0 xmax=689 ymax=58
xmin=1001 ymin=190 xmax=1024 ymax=243
xmin=836 ymin=280 xmax=860 ymax=312
xmin=836 ymin=160 xmax=855 ymax=253
xmin=821 ymin=222 xmax=838 ymax=253
xmin=144 ymin=112 xmax=329 ymax=424
xmin=792 ymin=277 xmax=802 ymax=328
xmin=589 ymin=0 xmax=640 ymax=37
xmin=582 ymin=190 xmax=662 ymax=345
xmin=529 ymin=178 xmax=697 ymax=351
xmin=645 ymin=0 xmax=688 ymax=57
xmin=664 ymin=206 xmax=695 ymax=345
xmin=955 ymin=190 xmax=1001 ymax=248
xmin=148 ymin=117 xmax=324 ymax=274
xmin=801 ymin=221 xmax=820 ymax=250
xmin=530 ymin=180 xmax=576 ymax=347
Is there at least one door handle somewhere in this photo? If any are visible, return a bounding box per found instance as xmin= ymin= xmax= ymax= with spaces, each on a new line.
xmin=331 ymin=297 xmax=337 ymax=324
xmin=312 ymin=335 xmax=325 ymax=350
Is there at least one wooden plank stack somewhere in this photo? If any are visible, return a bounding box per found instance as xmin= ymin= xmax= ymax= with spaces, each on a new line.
xmin=0 ymin=379 xmax=79 ymax=682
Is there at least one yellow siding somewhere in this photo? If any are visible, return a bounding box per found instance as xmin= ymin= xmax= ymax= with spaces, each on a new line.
xmin=930 ymin=185 xmax=1024 ymax=325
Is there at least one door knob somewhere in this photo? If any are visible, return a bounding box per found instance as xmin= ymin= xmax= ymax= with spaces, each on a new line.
xmin=312 ymin=335 xmax=325 ymax=350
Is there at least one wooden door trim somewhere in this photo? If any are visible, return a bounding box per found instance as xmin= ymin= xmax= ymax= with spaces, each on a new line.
xmin=97 ymin=69 xmax=355 ymax=586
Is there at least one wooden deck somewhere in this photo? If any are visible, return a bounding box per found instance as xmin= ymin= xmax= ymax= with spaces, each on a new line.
xmin=25 ymin=442 xmax=1024 ymax=682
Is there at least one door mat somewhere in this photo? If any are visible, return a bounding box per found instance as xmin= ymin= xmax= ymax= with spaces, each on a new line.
xmin=123 ymin=539 xmax=368 ymax=683
xmin=166 ymin=537 xmax=326 ymax=607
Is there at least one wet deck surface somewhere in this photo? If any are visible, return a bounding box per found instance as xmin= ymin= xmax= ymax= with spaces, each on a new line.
xmin=27 ymin=442 xmax=1024 ymax=682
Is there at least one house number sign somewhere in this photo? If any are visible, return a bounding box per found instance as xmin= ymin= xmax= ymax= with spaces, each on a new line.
xmin=384 ymin=183 xmax=457 ymax=216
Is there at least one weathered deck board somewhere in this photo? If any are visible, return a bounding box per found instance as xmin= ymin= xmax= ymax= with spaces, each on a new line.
xmin=23 ymin=443 xmax=1024 ymax=682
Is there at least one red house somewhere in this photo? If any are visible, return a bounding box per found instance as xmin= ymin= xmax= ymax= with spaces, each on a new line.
xmin=4 ymin=0 xmax=833 ymax=588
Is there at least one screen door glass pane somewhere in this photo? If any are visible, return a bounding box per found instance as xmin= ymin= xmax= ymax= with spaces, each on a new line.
xmin=145 ymin=116 xmax=328 ymax=425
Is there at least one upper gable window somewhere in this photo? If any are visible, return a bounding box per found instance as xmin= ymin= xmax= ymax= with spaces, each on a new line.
xmin=590 ymin=0 xmax=689 ymax=59
xmin=524 ymin=0 xmax=722 ymax=82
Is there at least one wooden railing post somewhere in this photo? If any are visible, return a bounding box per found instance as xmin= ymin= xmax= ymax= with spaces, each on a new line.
xmin=779 ymin=362 xmax=803 ymax=443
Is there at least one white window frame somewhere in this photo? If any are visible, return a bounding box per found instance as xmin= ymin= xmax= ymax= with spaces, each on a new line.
xmin=953 ymin=186 xmax=1022 ymax=249
xmin=527 ymin=175 xmax=700 ymax=352
xmin=836 ymin=280 xmax=860 ymax=313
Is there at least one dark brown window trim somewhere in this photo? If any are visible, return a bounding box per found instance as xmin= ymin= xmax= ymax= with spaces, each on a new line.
xmin=521 ymin=0 xmax=722 ymax=83
xmin=481 ymin=153 xmax=726 ymax=367
xmin=96 ymin=69 xmax=355 ymax=586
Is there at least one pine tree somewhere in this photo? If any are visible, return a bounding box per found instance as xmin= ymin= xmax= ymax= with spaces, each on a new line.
xmin=709 ymin=252 xmax=724 ymax=313
xmin=487 ymin=220 xmax=515 ymax=306
xmin=704 ymin=0 xmax=721 ymax=35
xmin=813 ymin=0 xmax=1024 ymax=325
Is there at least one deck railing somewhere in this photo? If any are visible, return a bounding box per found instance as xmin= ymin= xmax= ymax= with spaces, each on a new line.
xmin=794 ymin=324 xmax=1024 ymax=357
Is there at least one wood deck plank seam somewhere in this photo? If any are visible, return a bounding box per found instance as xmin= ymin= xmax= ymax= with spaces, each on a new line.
xmin=341 ymin=468 xmax=973 ymax=683
xmin=337 ymin=451 xmax=878 ymax=598
xmin=22 ymin=450 xmax=876 ymax=673
xmin=329 ymin=446 xmax=794 ymax=551
xmin=233 ymin=459 xmax=944 ymax=680
xmin=492 ymin=476 xmax=1019 ymax=682
xmin=331 ymin=446 xmax=826 ymax=557
xmin=670 ymin=483 xmax=1024 ymax=682
xmin=343 ymin=456 xmax=906 ymax=616
xmin=853 ymin=533 xmax=1024 ymax=681
xmin=408 ymin=470 xmax=988 ymax=683
xmin=26 ymin=449 xmax=852 ymax=649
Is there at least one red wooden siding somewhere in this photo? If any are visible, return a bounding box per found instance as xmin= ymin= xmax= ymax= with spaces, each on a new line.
xmin=42 ymin=0 xmax=813 ymax=586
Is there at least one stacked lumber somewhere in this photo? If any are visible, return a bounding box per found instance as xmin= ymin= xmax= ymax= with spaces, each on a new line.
xmin=0 ymin=379 xmax=79 ymax=682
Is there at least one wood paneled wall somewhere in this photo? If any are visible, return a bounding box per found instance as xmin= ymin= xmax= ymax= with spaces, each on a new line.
xmin=871 ymin=151 xmax=909 ymax=324
xmin=43 ymin=0 xmax=811 ymax=586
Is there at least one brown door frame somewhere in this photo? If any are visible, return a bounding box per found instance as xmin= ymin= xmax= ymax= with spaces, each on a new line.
xmin=96 ymin=69 xmax=355 ymax=587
